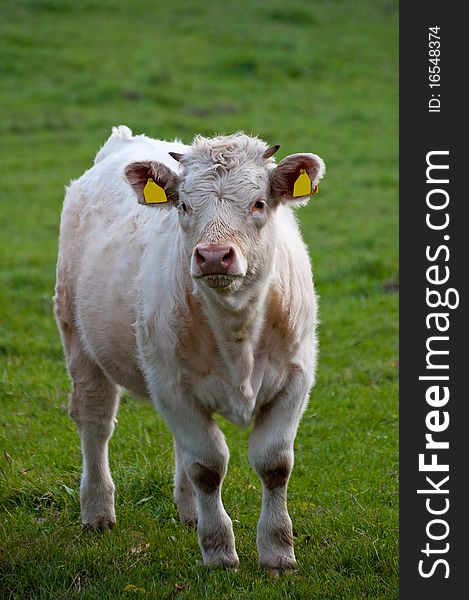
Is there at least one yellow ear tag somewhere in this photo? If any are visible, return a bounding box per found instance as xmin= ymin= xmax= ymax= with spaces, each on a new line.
xmin=143 ymin=178 xmax=167 ymax=204
xmin=293 ymin=169 xmax=312 ymax=197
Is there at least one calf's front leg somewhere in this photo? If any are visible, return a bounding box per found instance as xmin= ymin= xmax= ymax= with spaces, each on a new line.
xmin=159 ymin=402 xmax=238 ymax=568
xmin=249 ymin=366 xmax=310 ymax=572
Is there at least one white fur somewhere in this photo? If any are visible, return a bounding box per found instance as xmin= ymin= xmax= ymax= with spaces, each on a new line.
xmin=54 ymin=126 xmax=324 ymax=570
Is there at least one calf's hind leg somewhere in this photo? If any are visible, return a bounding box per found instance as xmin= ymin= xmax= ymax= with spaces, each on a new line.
xmin=70 ymin=365 xmax=120 ymax=530
xmin=59 ymin=321 xmax=120 ymax=530
xmin=174 ymin=443 xmax=198 ymax=525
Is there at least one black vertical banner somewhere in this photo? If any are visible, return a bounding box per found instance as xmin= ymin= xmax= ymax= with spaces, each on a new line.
xmin=400 ymin=3 xmax=466 ymax=598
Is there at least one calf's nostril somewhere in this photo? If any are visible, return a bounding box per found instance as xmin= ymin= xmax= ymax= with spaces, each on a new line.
xmin=222 ymin=248 xmax=234 ymax=264
xmin=195 ymin=248 xmax=206 ymax=264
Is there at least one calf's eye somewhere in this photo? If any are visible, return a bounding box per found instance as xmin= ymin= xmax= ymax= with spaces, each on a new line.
xmin=178 ymin=202 xmax=188 ymax=213
xmin=252 ymin=200 xmax=267 ymax=212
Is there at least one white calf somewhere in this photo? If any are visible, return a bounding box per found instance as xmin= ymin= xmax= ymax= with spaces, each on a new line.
xmin=54 ymin=126 xmax=325 ymax=571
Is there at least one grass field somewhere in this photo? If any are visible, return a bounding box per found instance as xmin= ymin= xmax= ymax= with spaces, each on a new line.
xmin=0 ymin=0 xmax=398 ymax=598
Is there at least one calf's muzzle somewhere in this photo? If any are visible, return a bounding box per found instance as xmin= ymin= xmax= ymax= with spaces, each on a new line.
xmin=194 ymin=244 xmax=237 ymax=276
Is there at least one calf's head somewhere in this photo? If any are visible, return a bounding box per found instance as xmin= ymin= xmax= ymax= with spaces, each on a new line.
xmin=125 ymin=134 xmax=325 ymax=296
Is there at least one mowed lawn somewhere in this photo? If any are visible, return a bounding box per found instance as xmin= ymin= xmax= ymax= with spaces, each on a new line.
xmin=0 ymin=1 xmax=398 ymax=598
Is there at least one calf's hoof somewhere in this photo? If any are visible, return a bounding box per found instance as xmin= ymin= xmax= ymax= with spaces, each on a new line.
xmin=261 ymin=554 xmax=298 ymax=575
xmin=178 ymin=508 xmax=198 ymax=527
xmin=199 ymin=518 xmax=238 ymax=570
xmin=181 ymin=516 xmax=198 ymax=528
xmin=204 ymin=552 xmax=239 ymax=570
xmin=82 ymin=516 xmax=116 ymax=532
xmin=175 ymin=491 xmax=198 ymax=527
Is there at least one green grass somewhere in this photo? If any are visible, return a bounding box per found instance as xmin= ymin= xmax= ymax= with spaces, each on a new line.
xmin=0 ymin=0 xmax=398 ymax=597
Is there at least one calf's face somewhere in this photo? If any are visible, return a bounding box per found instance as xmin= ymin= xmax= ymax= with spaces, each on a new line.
xmin=178 ymin=163 xmax=277 ymax=293
xmin=125 ymin=136 xmax=325 ymax=295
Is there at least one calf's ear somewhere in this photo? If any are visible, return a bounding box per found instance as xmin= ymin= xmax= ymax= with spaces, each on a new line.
xmin=270 ymin=153 xmax=325 ymax=205
xmin=124 ymin=161 xmax=179 ymax=207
